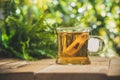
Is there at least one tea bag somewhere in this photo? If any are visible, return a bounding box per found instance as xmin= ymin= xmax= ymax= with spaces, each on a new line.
xmin=63 ymin=33 xmax=88 ymax=56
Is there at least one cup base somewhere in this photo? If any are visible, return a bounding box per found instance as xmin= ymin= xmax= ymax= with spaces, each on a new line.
xmin=56 ymin=56 xmax=90 ymax=65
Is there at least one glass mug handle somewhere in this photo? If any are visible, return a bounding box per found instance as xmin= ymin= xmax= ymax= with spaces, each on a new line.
xmin=88 ymin=36 xmax=105 ymax=55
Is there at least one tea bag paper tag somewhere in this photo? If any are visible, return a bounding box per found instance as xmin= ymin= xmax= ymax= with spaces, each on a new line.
xmin=88 ymin=38 xmax=99 ymax=52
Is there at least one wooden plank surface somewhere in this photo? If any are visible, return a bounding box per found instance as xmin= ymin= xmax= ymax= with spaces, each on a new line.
xmin=0 ymin=58 xmax=54 ymax=80
xmin=0 ymin=56 xmax=120 ymax=80
xmin=0 ymin=72 xmax=34 ymax=80
xmin=0 ymin=59 xmax=54 ymax=73
xmin=107 ymin=57 xmax=120 ymax=80
xmin=35 ymin=57 xmax=109 ymax=80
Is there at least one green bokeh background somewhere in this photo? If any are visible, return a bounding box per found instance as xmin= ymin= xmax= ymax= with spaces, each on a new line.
xmin=0 ymin=0 xmax=119 ymax=60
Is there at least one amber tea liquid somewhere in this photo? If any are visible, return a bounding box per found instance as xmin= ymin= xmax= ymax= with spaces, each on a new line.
xmin=56 ymin=32 xmax=90 ymax=64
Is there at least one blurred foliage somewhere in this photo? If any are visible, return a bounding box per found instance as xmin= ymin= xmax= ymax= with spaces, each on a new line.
xmin=0 ymin=0 xmax=57 ymax=60
xmin=0 ymin=0 xmax=120 ymax=60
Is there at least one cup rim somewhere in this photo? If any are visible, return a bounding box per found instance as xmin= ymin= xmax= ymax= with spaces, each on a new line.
xmin=56 ymin=27 xmax=91 ymax=33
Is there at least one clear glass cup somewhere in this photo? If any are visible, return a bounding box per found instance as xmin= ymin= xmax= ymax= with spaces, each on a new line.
xmin=56 ymin=27 xmax=104 ymax=64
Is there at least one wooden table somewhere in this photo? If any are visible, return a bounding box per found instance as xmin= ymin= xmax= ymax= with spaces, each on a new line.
xmin=0 ymin=56 xmax=120 ymax=80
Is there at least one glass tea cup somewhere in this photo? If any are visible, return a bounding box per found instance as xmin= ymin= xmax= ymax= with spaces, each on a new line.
xmin=56 ymin=27 xmax=104 ymax=64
